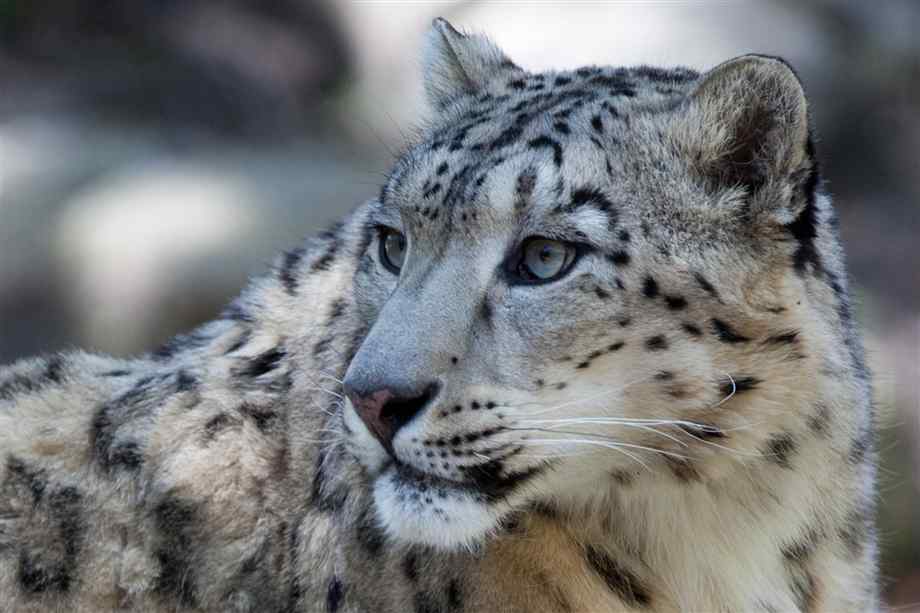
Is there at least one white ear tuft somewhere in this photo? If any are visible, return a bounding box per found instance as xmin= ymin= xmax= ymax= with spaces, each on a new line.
xmin=422 ymin=17 xmax=520 ymax=111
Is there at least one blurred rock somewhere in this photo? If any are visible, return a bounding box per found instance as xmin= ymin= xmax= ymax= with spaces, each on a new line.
xmin=0 ymin=116 xmax=377 ymax=359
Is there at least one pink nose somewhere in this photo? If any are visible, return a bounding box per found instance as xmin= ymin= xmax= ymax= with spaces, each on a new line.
xmin=348 ymin=388 xmax=396 ymax=449
xmin=344 ymin=383 xmax=439 ymax=453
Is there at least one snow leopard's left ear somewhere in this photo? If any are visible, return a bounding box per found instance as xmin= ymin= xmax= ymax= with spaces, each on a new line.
xmin=677 ymin=54 xmax=816 ymax=222
xmin=422 ymin=18 xmax=520 ymax=111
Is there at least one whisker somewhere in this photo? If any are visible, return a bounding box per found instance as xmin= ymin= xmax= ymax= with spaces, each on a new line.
xmin=304 ymin=386 xmax=346 ymax=400
xmin=715 ymin=372 xmax=736 ymax=406
xmin=511 ymin=374 xmax=657 ymax=416
xmin=516 ymin=429 xmax=693 ymax=461
xmin=518 ymin=419 xmax=690 ymax=448
xmin=525 ymin=438 xmax=653 ymax=471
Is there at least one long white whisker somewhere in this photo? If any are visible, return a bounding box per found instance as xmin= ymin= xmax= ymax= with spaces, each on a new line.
xmin=304 ymin=386 xmax=345 ymax=400
xmin=518 ymin=419 xmax=690 ymax=448
xmin=317 ymin=372 xmax=345 ymax=385
xmin=715 ymin=372 xmax=736 ymax=406
xmin=525 ymin=439 xmax=653 ymax=471
xmin=517 ymin=429 xmax=693 ymax=461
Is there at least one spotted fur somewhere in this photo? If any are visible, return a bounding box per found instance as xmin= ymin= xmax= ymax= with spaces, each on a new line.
xmin=0 ymin=18 xmax=877 ymax=612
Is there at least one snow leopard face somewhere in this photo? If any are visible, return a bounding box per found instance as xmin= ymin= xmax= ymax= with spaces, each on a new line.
xmin=342 ymin=19 xmax=830 ymax=549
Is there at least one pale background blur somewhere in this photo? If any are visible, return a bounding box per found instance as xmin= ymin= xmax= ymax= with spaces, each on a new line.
xmin=0 ymin=1 xmax=917 ymax=608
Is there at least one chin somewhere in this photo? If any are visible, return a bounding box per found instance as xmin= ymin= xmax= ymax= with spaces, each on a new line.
xmin=371 ymin=463 xmax=513 ymax=550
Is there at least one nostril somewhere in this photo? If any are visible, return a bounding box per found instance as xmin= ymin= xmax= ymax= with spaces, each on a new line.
xmin=347 ymin=381 xmax=440 ymax=452
xmin=380 ymin=382 xmax=440 ymax=435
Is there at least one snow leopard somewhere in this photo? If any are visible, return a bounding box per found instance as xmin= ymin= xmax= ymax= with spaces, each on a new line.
xmin=0 ymin=18 xmax=877 ymax=613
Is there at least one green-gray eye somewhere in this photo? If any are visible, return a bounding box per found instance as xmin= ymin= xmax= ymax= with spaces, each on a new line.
xmin=379 ymin=228 xmax=407 ymax=273
xmin=515 ymin=238 xmax=578 ymax=283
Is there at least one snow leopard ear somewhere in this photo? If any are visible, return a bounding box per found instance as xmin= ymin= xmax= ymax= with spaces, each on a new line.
xmin=679 ymin=54 xmax=815 ymax=220
xmin=422 ymin=17 xmax=520 ymax=111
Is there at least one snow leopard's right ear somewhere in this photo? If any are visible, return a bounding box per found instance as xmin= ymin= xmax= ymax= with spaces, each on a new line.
xmin=422 ymin=18 xmax=521 ymax=111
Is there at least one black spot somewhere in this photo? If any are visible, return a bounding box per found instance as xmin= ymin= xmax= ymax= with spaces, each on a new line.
xmin=279 ymin=248 xmax=305 ymax=295
xmin=529 ymin=135 xmax=563 ymax=166
xmin=555 ymin=76 xmax=572 ymax=86
xmin=665 ymin=456 xmax=702 ymax=482
xmin=14 ymin=480 xmax=83 ymax=594
xmin=310 ymin=226 xmax=342 ymax=273
xmin=508 ymin=79 xmax=526 ymax=90
xmin=765 ymin=330 xmax=800 ymax=345
xmin=693 ymin=272 xmax=719 ymax=298
xmin=491 ymin=125 xmax=523 ymax=151
xmin=711 ymin=318 xmax=750 ymax=343
xmin=682 ymin=323 xmax=702 ymax=337
xmin=326 ymin=576 xmax=345 ymax=612
xmin=584 ymin=546 xmax=651 ymax=607
xmin=175 ymin=369 xmax=198 ymax=393
xmin=239 ymin=347 xmax=286 ymax=379
xmin=402 ymin=550 xmax=420 ymax=582
xmin=607 ymin=251 xmax=630 ymax=266
xmin=100 ymin=369 xmax=132 ymax=377
xmin=645 ymin=335 xmax=667 ymax=351
xmin=7 ymin=456 xmax=47 ymax=504
xmin=239 ymin=402 xmax=279 ymax=433
xmin=719 ymin=375 xmax=760 ymax=397
xmin=423 ymin=183 xmax=442 ymax=199
xmin=18 ymin=550 xmax=71 ymax=594
xmin=664 ymin=295 xmax=687 ymax=310
xmin=447 ymin=579 xmax=463 ymax=610
xmin=642 ymin=277 xmax=659 ymax=299
xmin=153 ymin=496 xmax=198 ymax=606
xmin=108 ymin=441 xmax=143 ymax=470
xmin=204 ymin=412 xmax=236 ymax=438
xmin=590 ymin=115 xmax=604 ymax=133
xmin=480 ymin=299 xmax=493 ymax=324
xmin=355 ymin=505 xmax=386 ymax=555
xmin=436 ymin=162 xmax=449 ymax=176
xmin=618 ymin=230 xmax=631 ymax=243
xmin=807 ymin=403 xmax=832 ymax=437
xmin=654 ymin=371 xmax=674 ymax=381
xmin=608 ymin=341 xmax=625 ymax=352
xmin=553 ymin=121 xmax=570 ymax=135
xmin=611 ymin=470 xmax=634 ymax=486
xmin=765 ymin=433 xmax=797 ymax=469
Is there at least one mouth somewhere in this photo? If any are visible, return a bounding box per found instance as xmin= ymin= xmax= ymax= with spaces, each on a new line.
xmin=385 ymin=447 xmax=545 ymax=504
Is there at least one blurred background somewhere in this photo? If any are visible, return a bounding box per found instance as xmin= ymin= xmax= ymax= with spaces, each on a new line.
xmin=0 ymin=0 xmax=917 ymax=607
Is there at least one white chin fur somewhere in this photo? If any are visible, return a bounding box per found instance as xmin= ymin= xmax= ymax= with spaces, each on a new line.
xmin=372 ymin=467 xmax=507 ymax=550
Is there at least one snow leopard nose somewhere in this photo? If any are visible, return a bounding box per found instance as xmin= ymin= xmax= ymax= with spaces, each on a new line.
xmin=344 ymin=381 xmax=440 ymax=452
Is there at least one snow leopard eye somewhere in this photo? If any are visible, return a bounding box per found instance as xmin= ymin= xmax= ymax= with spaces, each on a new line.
xmin=513 ymin=238 xmax=579 ymax=284
xmin=379 ymin=228 xmax=407 ymax=274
